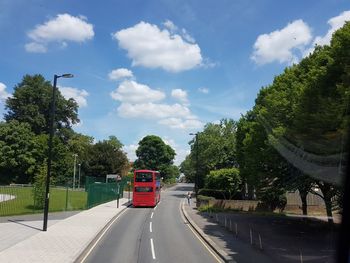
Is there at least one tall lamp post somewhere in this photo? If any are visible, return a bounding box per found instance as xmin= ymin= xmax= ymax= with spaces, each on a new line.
xmin=73 ymin=154 xmax=78 ymax=190
xmin=78 ymin=163 xmax=81 ymax=189
xmin=43 ymin=73 xmax=73 ymax=232
xmin=189 ymin=133 xmax=199 ymax=196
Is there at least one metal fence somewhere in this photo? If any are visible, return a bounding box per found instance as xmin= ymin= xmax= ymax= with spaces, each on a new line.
xmin=0 ymin=184 xmax=87 ymax=220
xmin=86 ymin=178 xmax=128 ymax=209
xmin=0 ymin=177 xmax=130 ymax=221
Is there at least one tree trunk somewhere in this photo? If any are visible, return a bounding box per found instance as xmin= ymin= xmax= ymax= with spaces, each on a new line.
xmin=318 ymin=182 xmax=334 ymax=224
xmin=324 ymin=196 xmax=334 ymax=224
xmin=299 ymin=191 xmax=308 ymax=216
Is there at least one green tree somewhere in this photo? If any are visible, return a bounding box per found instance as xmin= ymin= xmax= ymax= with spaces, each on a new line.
xmin=179 ymin=155 xmax=195 ymax=182
xmin=205 ymin=168 xmax=241 ymax=199
xmin=86 ymin=137 xmax=129 ymax=178
xmin=187 ymin=119 xmax=237 ymax=189
xmin=134 ymin=135 xmax=176 ymax=180
xmin=0 ymin=120 xmax=40 ymax=183
xmin=5 ymin=74 xmax=79 ymax=135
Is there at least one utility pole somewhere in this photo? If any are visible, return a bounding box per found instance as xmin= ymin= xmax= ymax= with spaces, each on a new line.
xmin=73 ymin=154 xmax=78 ymax=190
xmin=43 ymin=73 xmax=74 ymax=232
xmin=190 ymin=133 xmax=199 ymax=196
xmin=78 ymin=163 xmax=81 ymax=189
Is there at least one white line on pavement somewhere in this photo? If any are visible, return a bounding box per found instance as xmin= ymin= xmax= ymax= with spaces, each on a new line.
xmin=151 ymin=212 xmax=154 ymax=219
xmin=79 ymin=208 xmax=129 ymax=263
xmin=180 ymin=201 xmax=222 ymax=263
xmin=150 ymin=222 xmax=153 ymax=233
xmin=150 ymin=238 xmax=156 ymax=259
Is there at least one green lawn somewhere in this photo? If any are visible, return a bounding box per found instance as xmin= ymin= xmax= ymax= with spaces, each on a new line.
xmin=0 ymin=186 xmax=87 ymax=217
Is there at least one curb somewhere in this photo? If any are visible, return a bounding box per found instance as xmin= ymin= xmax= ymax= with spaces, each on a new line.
xmin=181 ymin=202 xmax=236 ymax=263
xmin=74 ymin=200 xmax=132 ymax=263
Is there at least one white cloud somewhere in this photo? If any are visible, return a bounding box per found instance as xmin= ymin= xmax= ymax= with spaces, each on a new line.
xmin=59 ymin=86 xmax=89 ymax=107
xmin=163 ymin=20 xmax=178 ymax=32
xmin=251 ymin=19 xmax=312 ymax=65
xmin=0 ymin=82 xmax=11 ymax=101
xmin=171 ymin=89 xmax=189 ymax=105
xmin=117 ymin=102 xmax=193 ymax=119
xmin=24 ymin=42 xmax=47 ymax=53
xmin=198 ymin=87 xmax=209 ymax=94
xmin=123 ymin=144 xmax=138 ymax=161
xmin=181 ymin=28 xmax=195 ymax=43
xmin=111 ymin=80 xmax=165 ymax=103
xmin=304 ymin=10 xmax=350 ymax=56
xmin=25 ymin=13 xmax=94 ymax=53
xmin=108 ymin=68 xmax=133 ymax=81
xmin=112 ymin=21 xmax=202 ymax=72
xmin=158 ymin=117 xmax=203 ymax=130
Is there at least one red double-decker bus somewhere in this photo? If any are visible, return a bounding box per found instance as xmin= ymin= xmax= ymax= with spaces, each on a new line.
xmin=133 ymin=169 xmax=161 ymax=207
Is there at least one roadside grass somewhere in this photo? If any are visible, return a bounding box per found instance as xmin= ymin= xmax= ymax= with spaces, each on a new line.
xmin=0 ymin=186 xmax=87 ymax=217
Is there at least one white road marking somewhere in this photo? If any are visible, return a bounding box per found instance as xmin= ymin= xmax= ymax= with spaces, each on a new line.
xmin=151 ymin=212 xmax=154 ymax=219
xmin=150 ymin=222 xmax=153 ymax=233
xmin=180 ymin=201 xmax=223 ymax=263
xmin=150 ymin=238 xmax=156 ymax=259
xmin=79 ymin=207 xmax=129 ymax=263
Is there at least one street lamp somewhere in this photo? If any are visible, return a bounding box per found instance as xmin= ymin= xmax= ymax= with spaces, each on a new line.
xmin=43 ymin=73 xmax=74 ymax=232
xmin=73 ymin=154 xmax=78 ymax=190
xmin=189 ymin=133 xmax=199 ymax=196
xmin=78 ymin=163 xmax=81 ymax=189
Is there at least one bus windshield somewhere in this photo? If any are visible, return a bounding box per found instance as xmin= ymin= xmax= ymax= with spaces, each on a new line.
xmin=135 ymin=172 xmax=153 ymax=182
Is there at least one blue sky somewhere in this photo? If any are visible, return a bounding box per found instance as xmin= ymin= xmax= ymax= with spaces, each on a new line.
xmin=0 ymin=0 xmax=349 ymax=164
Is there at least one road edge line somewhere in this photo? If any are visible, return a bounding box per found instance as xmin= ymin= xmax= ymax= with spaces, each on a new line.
xmin=75 ymin=201 xmax=132 ymax=263
xmin=181 ymin=202 xmax=235 ymax=263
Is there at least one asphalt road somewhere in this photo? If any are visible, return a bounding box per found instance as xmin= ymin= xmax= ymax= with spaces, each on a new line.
xmin=84 ymin=183 xmax=221 ymax=263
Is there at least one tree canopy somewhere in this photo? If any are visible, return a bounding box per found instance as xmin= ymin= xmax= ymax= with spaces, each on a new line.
xmin=134 ymin=135 xmax=178 ymax=181
xmin=5 ymin=74 xmax=79 ymax=135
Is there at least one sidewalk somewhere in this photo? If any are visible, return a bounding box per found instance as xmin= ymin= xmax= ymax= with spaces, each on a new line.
xmin=183 ymin=198 xmax=338 ymax=263
xmin=182 ymin=199 xmax=274 ymax=263
xmin=0 ymin=198 xmax=131 ymax=263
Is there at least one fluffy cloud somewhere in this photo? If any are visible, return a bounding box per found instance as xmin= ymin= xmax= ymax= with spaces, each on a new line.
xmin=304 ymin=10 xmax=350 ymax=56
xmin=251 ymin=19 xmax=312 ymax=65
xmin=163 ymin=20 xmax=178 ymax=32
xmin=25 ymin=13 xmax=94 ymax=53
xmin=111 ymin=80 xmax=165 ymax=103
xmin=171 ymin=89 xmax=189 ymax=105
xmin=112 ymin=21 xmax=202 ymax=72
xmin=117 ymin=102 xmax=193 ymax=119
xmin=59 ymin=86 xmax=89 ymax=107
xmin=198 ymin=87 xmax=209 ymax=94
xmin=158 ymin=117 xmax=203 ymax=130
xmin=0 ymin=82 xmax=11 ymax=101
xmin=111 ymin=79 xmax=201 ymax=130
xmin=108 ymin=68 xmax=133 ymax=81
xmin=122 ymin=144 xmax=138 ymax=161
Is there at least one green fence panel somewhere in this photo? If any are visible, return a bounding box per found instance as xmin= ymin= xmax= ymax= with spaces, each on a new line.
xmin=0 ymin=185 xmax=38 ymax=217
xmin=86 ymin=182 xmax=123 ymax=209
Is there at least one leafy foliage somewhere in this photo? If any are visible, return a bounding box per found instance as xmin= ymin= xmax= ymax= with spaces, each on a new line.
xmin=5 ymin=74 xmax=79 ymax=135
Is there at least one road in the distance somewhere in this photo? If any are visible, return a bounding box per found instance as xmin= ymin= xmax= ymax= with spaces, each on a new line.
xmin=84 ymin=183 xmax=220 ymax=263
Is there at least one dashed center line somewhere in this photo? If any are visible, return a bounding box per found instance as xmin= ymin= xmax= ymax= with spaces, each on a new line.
xmin=150 ymin=222 xmax=153 ymax=233
xmin=151 ymin=212 xmax=154 ymax=219
xmin=150 ymin=238 xmax=156 ymax=259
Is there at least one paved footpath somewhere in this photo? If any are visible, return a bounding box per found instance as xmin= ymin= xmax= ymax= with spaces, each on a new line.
xmin=183 ymin=198 xmax=273 ymax=263
xmin=0 ymin=198 xmax=130 ymax=263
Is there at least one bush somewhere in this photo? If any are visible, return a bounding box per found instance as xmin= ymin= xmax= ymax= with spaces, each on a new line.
xmin=198 ymin=188 xmax=242 ymax=200
xmin=32 ymin=163 xmax=47 ymax=209
xmin=204 ymin=168 xmax=241 ymax=198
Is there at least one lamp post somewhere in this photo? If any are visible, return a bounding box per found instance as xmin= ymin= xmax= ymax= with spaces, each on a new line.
xmin=73 ymin=154 xmax=78 ymax=190
xmin=43 ymin=73 xmax=73 ymax=232
xmin=189 ymin=132 xmax=199 ymax=196
xmin=78 ymin=163 xmax=81 ymax=189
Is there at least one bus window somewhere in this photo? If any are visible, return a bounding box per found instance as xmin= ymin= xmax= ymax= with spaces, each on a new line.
xmin=135 ymin=186 xmax=153 ymax=192
xmin=135 ymin=172 xmax=153 ymax=182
